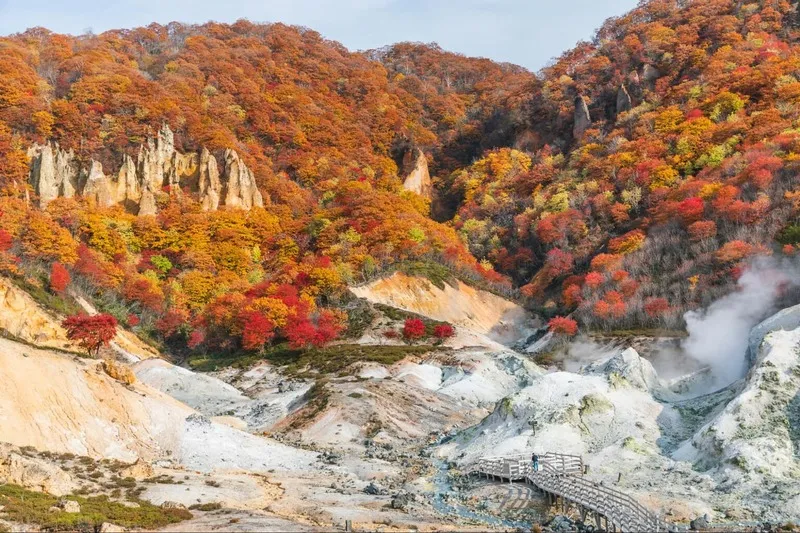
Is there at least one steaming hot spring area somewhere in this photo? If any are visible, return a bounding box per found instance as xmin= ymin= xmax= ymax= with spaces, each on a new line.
xmin=3 ymin=265 xmax=800 ymax=532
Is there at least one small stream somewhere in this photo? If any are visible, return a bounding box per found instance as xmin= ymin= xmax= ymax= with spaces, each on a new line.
xmin=427 ymin=458 xmax=533 ymax=531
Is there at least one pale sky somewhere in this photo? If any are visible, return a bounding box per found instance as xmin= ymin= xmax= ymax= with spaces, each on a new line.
xmin=0 ymin=0 xmax=638 ymax=71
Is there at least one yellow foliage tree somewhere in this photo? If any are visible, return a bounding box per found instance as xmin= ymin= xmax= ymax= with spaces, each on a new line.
xmin=22 ymin=212 xmax=78 ymax=264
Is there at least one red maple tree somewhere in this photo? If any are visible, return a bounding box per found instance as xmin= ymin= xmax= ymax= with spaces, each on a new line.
xmin=433 ymin=324 xmax=455 ymax=339
xmin=49 ymin=262 xmax=70 ymax=293
xmin=548 ymin=316 xmax=578 ymax=336
xmin=240 ymin=312 xmax=275 ymax=351
xmin=403 ymin=318 xmax=426 ymax=341
xmin=62 ymin=314 xmax=118 ymax=357
xmin=0 ymin=229 xmax=11 ymax=252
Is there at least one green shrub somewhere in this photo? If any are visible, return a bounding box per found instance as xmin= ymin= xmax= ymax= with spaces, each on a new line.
xmin=189 ymin=502 xmax=222 ymax=511
xmin=0 ymin=484 xmax=191 ymax=531
xmin=342 ymin=297 xmax=377 ymax=339
xmin=778 ymin=224 xmax=800 ymax=245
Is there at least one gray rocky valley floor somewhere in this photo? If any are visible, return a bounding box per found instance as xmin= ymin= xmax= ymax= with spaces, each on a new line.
xmin=3 ymin=273 xmax=800 ymax=531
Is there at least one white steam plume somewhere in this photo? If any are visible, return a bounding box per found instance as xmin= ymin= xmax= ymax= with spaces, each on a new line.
xmin=682 ymin=257 xmax=798 ymax=389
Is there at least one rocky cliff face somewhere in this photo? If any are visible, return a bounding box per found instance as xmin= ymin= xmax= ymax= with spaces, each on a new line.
xmin=28 ymin=124 xmax=264 ymax=215
xmin=0 ymin=277 xmax=71 ymax=350
xmin=400 ymin=148 xmax=432 ymax=198
xmin=573 ymin=96 xmax=592 ymax=138
xmin=350 ymin=272 xmax=533 ymax=345
xmin=221 ymin=148 xmax=264 ymax=209
xmin=27 ymin=143 xmax=79 ymax=207
xmin=616 ymin=84 xmax=632 ymax=114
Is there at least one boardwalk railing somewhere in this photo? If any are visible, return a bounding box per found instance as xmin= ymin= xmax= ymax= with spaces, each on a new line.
xmin=474 ymin=452 xmax=584 ymax=478
xmin=470 ymin=452 xmax=672 ymax=532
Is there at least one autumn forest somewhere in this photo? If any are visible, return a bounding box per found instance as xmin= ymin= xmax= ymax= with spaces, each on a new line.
xmin=2 ymin=0 xmax=800 ymax=355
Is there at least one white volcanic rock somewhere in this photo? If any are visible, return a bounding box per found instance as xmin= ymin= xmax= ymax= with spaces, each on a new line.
xmin=747 ymin=302 xmax=800 ymax=366
xmin=221 ymin=148 xmax=264 ymax=209
xmin=401 ymin=148 xmax=432 ymax=198
xmin=81 ymin=160 xmax=114 ymax=207
xmin=582 ymin=347 xmax=663 ymax=394
xmin=442 ymin=353 xmax=668 ymax=465
xmin=0 ymin=336 xmax=316 ymax=474
xmin=28 ymin=142 xmax=79 ymax=207
xmin=134 ymin=358 xmax=249 ymax=414
xmin=135 ymin=358 xmax=311 ymax=433
xmin=198 ymin=147 xmax=221 ymax=211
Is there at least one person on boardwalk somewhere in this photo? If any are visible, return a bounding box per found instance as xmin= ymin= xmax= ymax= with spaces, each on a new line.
xmin=531 ymin=453 xmax=539 ymax=472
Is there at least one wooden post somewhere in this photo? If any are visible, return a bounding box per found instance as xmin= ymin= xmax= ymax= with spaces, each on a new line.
xmin=595 ymin=512 xmax=601 ymax=530
xmin=584 ymin=464 xmax=589 ymax=475
xmin=617 ymin=472 xmax=623 ymax=483
xmin=345 ymin=519 xmax=352 ymax=532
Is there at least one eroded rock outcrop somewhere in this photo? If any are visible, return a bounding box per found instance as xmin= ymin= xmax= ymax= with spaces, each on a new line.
xmin=643 ymin=64 xmax=661 ymax=86
xmin=27 ymin=143 xmax=79 ymax=207
xmin=137 ymin=123 xmax=176 ymax=194
xmin=672 ymin=320 xmax=800 ymax=517
xmin=0 ymin=444 xmax=77 ymax=496
xmin=401 ymin=148 xmax=432 ymax=198
xmin=573 ymin=95 xmax=592 ymax=138
xmin=350 ymin=272 xmax=532 ymax=345
xmin=747 ymin=303 xmax=800 ymax=366
xmin=81 ymin=160 xmax=114 ymax=208
xmin=0 ymin=277 xmax=71 ymax=350
xmin=198 ymin=147 xmax=221 ymax=211
xmin=583 ymin=347 xmax=663 ymax=394
xmin=221 ymin=148 xmax=264 ymax=210
xmin=28 ymin=124 xmax=264 ymax=215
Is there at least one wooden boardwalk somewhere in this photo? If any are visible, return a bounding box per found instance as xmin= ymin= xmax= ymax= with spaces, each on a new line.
xmin=472 ymin=452 xmax=672 ymax=532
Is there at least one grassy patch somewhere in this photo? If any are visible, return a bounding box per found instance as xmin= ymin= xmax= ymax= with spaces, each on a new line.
xmin=267 ymin=343 xmax=443 ymax=376
xmin=286 ymin=378 xmax=332 ymax=430
xmin=10 ymin=276 xmax=82 ymax=317
xmin=532 ymin=350 xmax=557 ymax=367
xmin=589 ymin=328 xmax=688 ymax=338
xmin=0 ymin=484 xmax=191 ymax=531
xmin=394 ymin=261 xmax=456 ymax=290
xmin=190 ymin=343 xmax=444 ymax=376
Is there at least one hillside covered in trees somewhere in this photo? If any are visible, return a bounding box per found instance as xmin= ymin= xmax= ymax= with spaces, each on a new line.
xmin=446 ymin=0 xmax=800 ymax=329
xmin=2 ymin=0 xmax=800 ymax=354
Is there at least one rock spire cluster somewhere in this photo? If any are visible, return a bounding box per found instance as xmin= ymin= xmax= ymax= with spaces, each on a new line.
xmin=28 ymin=124 xmax=264 ymax=214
